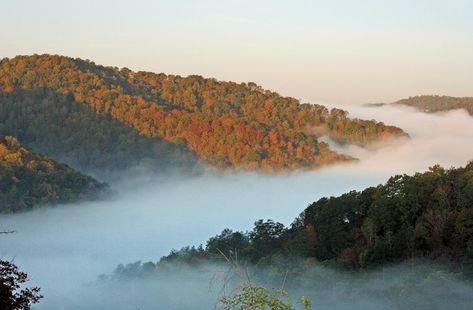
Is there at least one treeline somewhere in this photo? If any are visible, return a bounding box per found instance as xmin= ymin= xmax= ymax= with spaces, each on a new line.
xmin=0 ymin=89 xmax=198 ymax=179
xmin=0 ymin=136 xmax=106 ymax=212
xmin=159 ymin=162 xmax=473 ymax=269
xmin=394 ymin=95 xmax=473 ymax=115
xmin=0 ymin=54 xmax=406 ymax=171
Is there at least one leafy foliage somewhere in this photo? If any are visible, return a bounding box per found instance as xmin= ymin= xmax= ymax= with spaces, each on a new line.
xmin=0 ymin=136 xmax=106 ymax=212
xmin=0 ymin=89 xmax=197 ymax=178
xmin=219 ymin=284 xmax=311 ymax=310
xmin=160 ymin=162 xmax=473 ymax=269
xmin=0 ymin=260 xmax=42 ymax=310
xmin=0 ymin=54 xmax=406 ymax=171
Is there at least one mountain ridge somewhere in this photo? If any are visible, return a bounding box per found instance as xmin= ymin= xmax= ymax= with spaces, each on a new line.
xmin=0 ymin=54 xmax=407 ymax=171
xmin=393 ymin=95 xmax=473 ymax=115
xmin=366 ymin=95 xmax=473 ymax=116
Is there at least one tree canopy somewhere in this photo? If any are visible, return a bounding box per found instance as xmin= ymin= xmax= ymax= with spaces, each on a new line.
xmin=158 ymin=162 xmax=473 ymax=269
xmin=0 ymin=136 xmax=106 ymax=212
xmin=0 ymin=54 xmax=407 ymax=171
xmin=0 ymin=89 xmax=197 ymax=178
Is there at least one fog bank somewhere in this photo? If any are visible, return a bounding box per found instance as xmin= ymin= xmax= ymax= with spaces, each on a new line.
xmin=53 ymin=261 xmax=473 ymax=309
xmin=1 ymin=104 xmax=473 ymax=309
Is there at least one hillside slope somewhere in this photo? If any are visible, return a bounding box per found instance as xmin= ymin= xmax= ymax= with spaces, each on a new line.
xmin=393 ymin=95 xmax=473 ymax=115
xmin=159 ymin=162 xmax=473 ymax=269
xmin=0 ymin=136 xmax=106 ymax=212
xmin=0 ymin=89 xmax=198 ymax=179
xmin=0 ymin=54 xmax=407 ymax=171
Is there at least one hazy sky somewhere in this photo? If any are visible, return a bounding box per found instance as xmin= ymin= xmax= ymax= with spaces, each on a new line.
xmin=1 ymin=0 xmax=472 ymax=103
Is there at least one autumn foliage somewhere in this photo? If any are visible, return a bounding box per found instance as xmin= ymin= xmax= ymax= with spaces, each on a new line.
xmin=0 ymin=55 xmax=406 ymax=171
xmin=0 ymin=136 xmax=106 ymax=212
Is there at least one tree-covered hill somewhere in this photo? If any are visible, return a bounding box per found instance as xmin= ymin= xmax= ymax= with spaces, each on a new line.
xmin=158 ymin=162 xmax=473 ymax=269
xmin=0 ymin=89 xmax=198 ymax=179
xmin=0 ymin=136 xmax=106 ymax=212
xmin=393 ymin=95 xmax=473 ymax=115
xmin=0 ymin=54 xmax=407 ymax=171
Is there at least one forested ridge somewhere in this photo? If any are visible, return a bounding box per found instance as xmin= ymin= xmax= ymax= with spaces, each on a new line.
xmin=0 ymin=136 xmax=106 ymax=212
xmin=156 ymin=162 xmax=473 ymax=269
xmin=0 ymin=89 xmax=197 ymax=178
xmin=0 ymin=54 xmax=406 ymax=171
xmin=393 ymin=95 xmax=473 ymax=115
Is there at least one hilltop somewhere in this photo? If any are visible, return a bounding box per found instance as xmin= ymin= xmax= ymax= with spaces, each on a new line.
xmin=367 ymin=95 xmax=473 ymax=116
xmin=394 ymin=95 xmax=473 ymax=115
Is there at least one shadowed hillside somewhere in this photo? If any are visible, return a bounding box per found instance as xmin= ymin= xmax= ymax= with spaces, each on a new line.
xmin=0 ymin=89 xmax=198 ymax=179
xmin=0 ymin=136 xmax=106 ymax=212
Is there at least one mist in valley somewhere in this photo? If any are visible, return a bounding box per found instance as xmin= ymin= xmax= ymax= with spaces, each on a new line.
xmin=64 ymin=261 xmax=473 ymax=309
xmin=1 ymin=104 xmax=473 ymax=309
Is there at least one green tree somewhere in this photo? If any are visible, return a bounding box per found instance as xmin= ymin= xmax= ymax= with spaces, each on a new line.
xmin=0 ymin=260 xmax=42 ymax=310
xmin=219 ymin=284 xmax=311 ymax=310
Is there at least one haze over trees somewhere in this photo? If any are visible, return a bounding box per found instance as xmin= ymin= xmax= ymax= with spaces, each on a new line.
xmin=0 ymin=54 xmax=406 ymax=171
xmin=375 ymin=95 xmax=473 ymax=115
xmin=0 ymin=89 xmax=198 ymax=178
xmin=0 ymin=136 xmax=106 ymax=212
xmin=3 ymin=54 xmax=471 ymax=309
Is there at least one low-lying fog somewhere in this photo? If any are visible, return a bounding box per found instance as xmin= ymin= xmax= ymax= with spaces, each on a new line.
xmin=1 ymin=104 xmax=473 ymax=309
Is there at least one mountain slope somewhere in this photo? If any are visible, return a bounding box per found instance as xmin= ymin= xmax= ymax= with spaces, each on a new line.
xmin=393 ymin=95 xmax=473 ymax=115
xmin=0 ymin=54 xmax=407 ymax=171
xmin=0 ymin=89 xmax=198 ymax=179
xmin=0 ymin=136 xmax=106 ymax=212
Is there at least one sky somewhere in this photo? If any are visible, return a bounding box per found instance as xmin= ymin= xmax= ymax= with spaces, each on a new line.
xmin=1 ymin=0 xmax=472 ymax=103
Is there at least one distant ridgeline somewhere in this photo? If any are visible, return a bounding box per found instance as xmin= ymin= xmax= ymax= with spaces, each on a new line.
xmin=393 ymin=96 xmax=473 ymax=115
xmin=156 ymin=162 xmax=473 ymax=269
xmin=0 ymin=54 xmax=406 ymax=172
xmin=0 ymin=136 xmax=106 ymax=212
